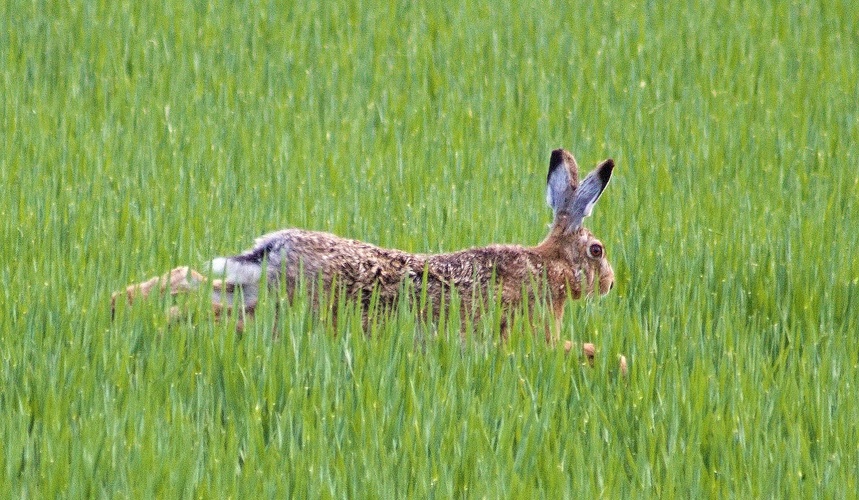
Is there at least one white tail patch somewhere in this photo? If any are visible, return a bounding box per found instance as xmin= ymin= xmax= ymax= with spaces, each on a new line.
xmin=210 ymin=257 xmax=229 ymax=275
xmin=209 ymin=257 xmax=263 ymax=285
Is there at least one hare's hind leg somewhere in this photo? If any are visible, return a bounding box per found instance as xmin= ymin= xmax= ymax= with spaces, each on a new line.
xmin=111 ymin=267 xmax=206 ymax=310
xmin=111 ymin=267 xmax=262 ymax=332
xmin=111 ymin=267 xmax=210 ymax=322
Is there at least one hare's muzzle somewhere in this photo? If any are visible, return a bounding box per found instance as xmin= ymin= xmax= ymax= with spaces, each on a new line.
xmin=597 ymin=261 xmax=615 ymax=296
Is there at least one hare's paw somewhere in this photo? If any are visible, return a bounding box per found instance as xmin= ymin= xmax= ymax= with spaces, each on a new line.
xmin=618 ymin=354 xmax=628 ymax=378
xmin=563 ymin=341 xmax=627 ymax=377
xmin=562 ymin=340 xmax=596 ymax=364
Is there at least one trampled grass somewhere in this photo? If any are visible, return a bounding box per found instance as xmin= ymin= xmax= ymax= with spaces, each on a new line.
xmin=2 ymin=0 xmax=858 ymax=496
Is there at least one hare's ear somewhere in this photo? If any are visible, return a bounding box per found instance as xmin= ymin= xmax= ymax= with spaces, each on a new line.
xmin=568 ymin=159 xmax=614 ymax=230
xmin=546 ymin=149 xmax=579 ymax=217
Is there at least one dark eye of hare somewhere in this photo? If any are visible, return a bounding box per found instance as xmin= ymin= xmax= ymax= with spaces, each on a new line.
xmin=588 ymin=243 xmax=603 ymax=259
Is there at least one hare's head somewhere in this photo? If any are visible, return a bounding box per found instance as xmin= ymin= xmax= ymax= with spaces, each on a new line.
xmin=545 ymin=149 xmax=615 ymax=297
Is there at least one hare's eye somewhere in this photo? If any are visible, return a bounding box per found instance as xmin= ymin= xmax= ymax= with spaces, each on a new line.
xmin=587 ymin=243 xmax=603 ymax=259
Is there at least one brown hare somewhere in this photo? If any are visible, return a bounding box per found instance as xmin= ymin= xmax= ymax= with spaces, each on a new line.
xmin=113 ymin=149 xmax=621 ymax=369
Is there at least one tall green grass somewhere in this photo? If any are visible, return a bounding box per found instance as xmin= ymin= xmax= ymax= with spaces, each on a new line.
xmin=2 ymin=0 xmax=858 ymax=495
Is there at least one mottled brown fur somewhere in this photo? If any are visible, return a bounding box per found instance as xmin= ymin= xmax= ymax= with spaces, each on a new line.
xmin=243 ymin=224 xmax=612 ymax=340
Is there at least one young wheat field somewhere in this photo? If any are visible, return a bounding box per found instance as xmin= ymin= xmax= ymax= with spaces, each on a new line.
xmin=2 ymin=0 xmax=858 ymax=496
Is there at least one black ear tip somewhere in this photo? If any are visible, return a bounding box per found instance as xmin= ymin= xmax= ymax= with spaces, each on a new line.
xmin=548 ymin=148 xmax=577 ymax=172
xmin=598 ymin=158 xmax=615 ymax=181
xmin=549 ymin=149 xmax=566 ymax=168
xmin=547 ymin=149 xmax=566 ymax=183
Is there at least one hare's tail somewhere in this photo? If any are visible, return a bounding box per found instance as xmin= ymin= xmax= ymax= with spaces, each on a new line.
xmin=210 ymin=256 xmax=263 ymax=286
xmin=210 ymin=230 xmax=292 ymax=286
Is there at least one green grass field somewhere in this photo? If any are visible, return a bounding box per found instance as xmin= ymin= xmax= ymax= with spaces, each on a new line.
xmin=3 ymin=0 xmax=858 ymax=496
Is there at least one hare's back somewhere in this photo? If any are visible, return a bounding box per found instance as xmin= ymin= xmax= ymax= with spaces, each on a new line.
xmin=425 ymin=245 xmax=544 ymax=289
xmin=247 ymin=229 xmax=422 ymax=284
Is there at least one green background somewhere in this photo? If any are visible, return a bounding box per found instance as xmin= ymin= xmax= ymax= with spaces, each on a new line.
xmin=2 ymin=0 xmax=857 ymax=496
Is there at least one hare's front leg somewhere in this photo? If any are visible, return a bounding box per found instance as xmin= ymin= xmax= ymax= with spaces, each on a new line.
xmin=552 ymin=309 xmax=627 ymax=375
xmin=562 ymin=341 xmax=628 ymax=377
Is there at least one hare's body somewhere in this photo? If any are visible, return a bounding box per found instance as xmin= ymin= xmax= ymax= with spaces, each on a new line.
xmin=210 ymin=227 xmax=607 ymax=334
xmin=114 ymin=149 xmax=615 ymax=343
